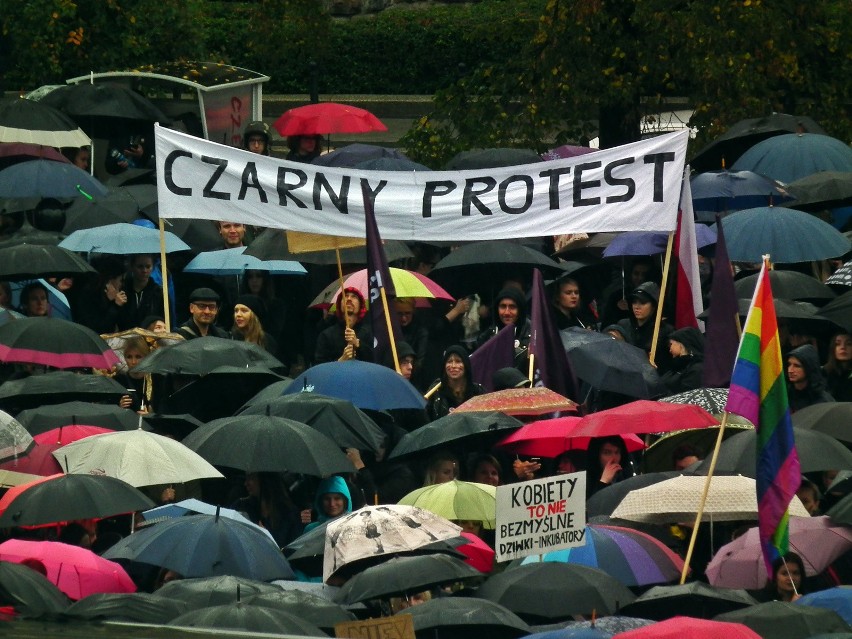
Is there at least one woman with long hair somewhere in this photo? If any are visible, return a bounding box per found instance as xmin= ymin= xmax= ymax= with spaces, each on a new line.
xmin=425 ymin=346 xmax=484 ymax=421
xmin=231 ymin=294 xmax=278 ymax=356
xmin=824 ymin=330 xmax=852 ymax=402
xmin=116 ymin=336 xmax=153 ymax=413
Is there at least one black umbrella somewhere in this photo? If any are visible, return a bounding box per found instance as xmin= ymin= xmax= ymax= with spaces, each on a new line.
xmin=336 ymin=554 xmax=482 ymax=604
xmin=640 ymin=425 xmax=753 ymax=474
xmin=817 ymin=290 xmax=852 ymax=332
xmin=388 ymin=411 xmax=524 ymax=459
xmin=476 ymin=563 xmax=635 ymax=621
xmin=313 ymin=143 xmax=410 ymax=167
xmin=560 ymin=327 xmax=666 ymax=399
xmin=693 ymin=427 xmax=852 ymax=477
xmin=63 ymin=592 xmax=187 ymax=624
xmin=39 ymin=83 xmax=170 ymax=124
xmin=0 ymin=317 xmax=119 ymax=370
xmin=246 ymin=589 xmax=355 ymax=630
xmin=131 ymin=336 xmax=284 ymax=375
xmin=715 ymin=600 xmax=848 ymax=639
xmin=239 ymin=379 xmax=295 ymax=409
xmin=156 ymin=575 xmax=282 ymax=609
xmin=163 ymin=365 xmax=286 ymax=422
xmin=733 ymin=270 xmax=836 ymax=303
xmin=142 ymin=413 xmax=205 ymax=440
xmin=587 ymin=471 xmax=682 ymax=518
xmin=182 ymin=415 xmax=356 ymax=476
xmin=444 ymin=147 xmax=543 ymax=170
xmin=244 ymin=227 xmax=413 ymax=264
xmin=63 ymin=188 xmax=145 ymax=234
xmin=786 ymin=171 xmax=852 ymax=212
xmin=0 ymin=97 xmax=90 ymax=148
xmin=620 ymin=582 xmax=758 ymax=621
xmin=690 ymin=113 xmax=827 ymax=173
xmin=0 ymin=372 xmax=128 ymax=412
xmin=0 ymin=474 xmax=155 ymax=527
xmin=0 ymin=560 xmax=70 ymax=617
xmin=792 ymin=402 xmax=852 ymax=444
xmin=826 ymin=492 xmax=852 ymax=526
xmin=168 ymin=601 xmax=325 ymax=636
xmin=398 ymin=597 xmax=530 ymax=639
xmin=238 ymin=393 xmax=386 ymax=452
xmin=659 ymin=387 xmax=729 ymax=414
xmin=15 ymin=401 xmax=146 ymax=436
xmin=0 ymin=243 xmax=96 ymax=280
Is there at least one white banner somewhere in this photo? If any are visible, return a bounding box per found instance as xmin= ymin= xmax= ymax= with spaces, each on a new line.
xmin=155 ymin=126 xmax=688 ymax=242
xmin=495 ymin=471 xmax=586 ymax=562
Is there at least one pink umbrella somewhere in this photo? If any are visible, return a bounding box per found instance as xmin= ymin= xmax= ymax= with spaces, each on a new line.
xmin=0 ymin=425 xmax=112 ymax=476
xmin=614 ymin=616 xmax=761 ymax=639
xmin=0 ymin=539 xmax=136 ymax=600
xmin=570 ymin=400 xmax=718 ymax=438
xmin=457 ymin=532 xmax=495 ymax=573
xmin=496 ymin=416 xmax=646 ymax=457
xmin=705 ymin=516 xmax=852 ymax=589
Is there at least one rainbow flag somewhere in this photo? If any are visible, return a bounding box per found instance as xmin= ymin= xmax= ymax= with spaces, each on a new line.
xmin=725 ymin=259 xmax=800 ymax=576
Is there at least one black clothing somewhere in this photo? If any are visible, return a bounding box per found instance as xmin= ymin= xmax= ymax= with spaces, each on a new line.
xmin=788 ymin=344 xmax=835 ymax=412
xmin=176 ymin=318 xmax=230 ymax=340
xmin=616 ymin=316 xmax=674 ymax=369
xmin=659 ymin=327 xmax=705 ymax=394
xmin=118 ymin=276 xmax=164 ymax=330
xmin=314 ymin=319 xmax=373 ymax=364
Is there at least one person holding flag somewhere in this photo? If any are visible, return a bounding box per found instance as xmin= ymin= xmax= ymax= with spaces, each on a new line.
xmin=313 ymin=287 xmax=372 ymax=364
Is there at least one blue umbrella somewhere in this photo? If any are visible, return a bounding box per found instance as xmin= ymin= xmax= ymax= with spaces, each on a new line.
xmin=10 ymin=279 xmax=72 ymax=320
xmin=795 ymin=586 xmax=852 ymax=624
xmin=284 ymin=360 xmax=426 ymax=410
xmin=690 ymin=170 xmax=791 ymax=222
xmin=355 ymin=157 xmax=431 ymax=172
xmin=140 ymin=498 xmax=276 ymax=544
xmin=719 ymin=206 xmax=851 ymax=264
xmin=732 ymin=133 xmax=852 ymax=184
xmin=59 ymin=222 xmax=190 ymax=254
xmin=602 ymin=226 xmax=716 ymax=257
xmin=524 ymin=628 xmax=613 ymax=639
xmin=183 ymin=246 xmax=306 ymax=276
xmin=103 ymin=510 xmax=294 ymax=580
xmin=313 ymin=143 xmax=410 ymax=168
xmin=0 ymin=159 xmax=108 ymax=199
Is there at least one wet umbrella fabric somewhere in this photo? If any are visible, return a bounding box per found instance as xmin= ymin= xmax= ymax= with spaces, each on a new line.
xmin=398 ymin=597 xmax=531 ymax=639
xmin=619 ymin=582 xmax=759 ymax=621
xmin=103 ymin=512 xmax=295 ymax=581
xmin=0 ymin=97 xmax=90 ymax=147
xmin=238 ymin=393 xmax=386 ymax=452
xmin=140 ymin=498 xmax=275 ymax=542
xmin=39 ymin=82 xmax=170 ymax=123
xmin=0 ymin=425 xmax=111 ymax=476
xmin=827 ymin=260 xmax=852 ymax=287
xmin=59 ymin=222 xmax=190 ymax=254
xmin=399 ymin=480 xmax=497 ymax=528
xmin=690 ymin=170 xmax=790 ymax=221
xmin=0 ymin=539 xmax=136 ymax=600
xmin=477 ymin=563 xmax=636 ymax=620
xmin=155 ymin=575 xmax=282 ymax=608
xmin=0 ymin=142 xmax=71 ymax=164
xmin=497 ymin=418 xmax=646 ymax=458
xmin=0 ymin=473 xmax=154 ymax=527
xmin=714 ymin=600 xmax=849 ymax=639
xmin=817 ymin=290 xmax=852 ymax=332
xmin=0 ymin=243 xmax=96 ymax=280
xmin=658 ymin=387 xmax=729 ymax=414
xmin=570 ymin=400 xmax=718 ymax=438
xmin=131 ymin=336 xmax=284 ymax=375
xmin=454 ymin=387 xmax=578 ymax=417
xmin=445 ymin=148 xmax=543 ymax=170
xmin=786 ymin=171 xmax=852 ymax=212
xmin=586 ymin=472 xmax=681 ymax=518
xmin=336 ymin=554 xmax=482 ymax=604
xmin=613 ymin=616 xmax=762 ymax=639
xmin=720 ymin=206 xmax=851 ymax=264
xmin=602 ymin=227 xmax=716 ymax=257
xmin=705 ymin=516 xmax=852 ymax=589
xmin=0 ymin=317 xmax=119 ymax=370
xmin=794 ymin=587 xmax=852 ymax=624
xmin=389 ymin=411 xmax=523 ymax=459
xmin=273 ymin=101 xmax=387 ymax=136
xmin=561 ymin=328 xmax=666 ymax=399
xmin=0 ymin=560 xmax=70 ymax=617
xmin=15 ymin=401 xmax=144 ymax=436
xmin=794 ymin=403 xmax=852 ymax=444
xmin=0 ymin=411 xmax=34 ymax=464
xmin=0 ymin=371 xmax=128 ymax=413
xmin=182 ymin=415 xmax=355 ymax=476
xmin=63 ymin=592 xmax=187 ymax=624
xmin=313 ymin=143 xmax=410 ymax=167
xmin=285 ymin=360 xmax=426 ymax=411
xmin=520 ymin=525 xmax=685 ymax=588
xmin=244 ymin=227 xmax=413 ymax=264
xmin=182 ymin=246 xmax=306 ymax=276
xmin=246 ymin=589 xmax=356 ymax=629
xmin=733 ymin=270 xmax=836 ymax=302
xmin=731 ymin=133 xmax=852 ymax=184
xmin=639 ymin=424 xmax=753 ymax=474
xmin=0 ymin=160 xmax=108 ymax=199
xmin=168 ymin=601 xmax=326 ymax=636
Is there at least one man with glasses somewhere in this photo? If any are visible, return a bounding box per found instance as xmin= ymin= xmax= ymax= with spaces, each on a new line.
xmin=177 ymin=288 xmax=230 ymax=339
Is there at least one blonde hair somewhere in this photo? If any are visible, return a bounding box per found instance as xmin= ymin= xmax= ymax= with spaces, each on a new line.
xmin=234 ymin=307 xmax=266 ymax=348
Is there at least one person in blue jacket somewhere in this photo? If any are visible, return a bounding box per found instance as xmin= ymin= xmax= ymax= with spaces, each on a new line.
xmin=303 ymin=475 xmax=353 ymax=533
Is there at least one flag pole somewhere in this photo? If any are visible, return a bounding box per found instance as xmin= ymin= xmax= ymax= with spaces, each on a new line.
xmin=424 ymin=383 xmax=441 ymax=400
xmin=527 ymin=353 xmax=536 ymax=385
xmin=679 ymin=410 xmax=729 ymax=584
xmin=379 ymin=287 xmax=401 ymax=373
xmin=158 ymin=219 xmax=171 ymax=331
xmin=335 ymin=247 xmax=350 ymax=330
xmin=649 ymin=231 xmax=675 ymax=366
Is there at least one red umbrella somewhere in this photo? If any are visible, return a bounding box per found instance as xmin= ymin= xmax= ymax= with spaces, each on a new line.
xmin=273 ymin=102 xmax=388 ymax=136
xmin=613 ymin=616 xmax=761 ymax=639
xmin=0 ymin=425 xmax=113 ymax=476
xmin=496 ymin=416 xmax=646 ymax=457
xmin=0 ymin=539 xmax=136 ymax=600
xmin=457 ymin=532 xmax=494 ymax=573
xmin=570 ymin=400 xmax=718 ymax=438
xmin=454 ymin=387 xmax=579 ymax=417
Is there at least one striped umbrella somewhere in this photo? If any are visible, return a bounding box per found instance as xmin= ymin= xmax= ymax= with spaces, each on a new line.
xmin=521 ymin=524 xmax=685 ymax=587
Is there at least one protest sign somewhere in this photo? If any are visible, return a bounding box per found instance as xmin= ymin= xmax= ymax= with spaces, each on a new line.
xmin=335 ymin=614 xmax=415 ymax=639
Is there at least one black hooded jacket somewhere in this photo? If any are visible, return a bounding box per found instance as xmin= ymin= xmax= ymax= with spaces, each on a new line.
xmin=660 ymin=327 xmax=705 ymax=394
xmin=426 ymin=345 xmax=485 ymax=421
xmin=787 ymin=344 xmax=835 ymax=412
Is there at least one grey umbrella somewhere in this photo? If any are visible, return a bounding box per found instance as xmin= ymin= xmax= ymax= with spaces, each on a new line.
xmin=0 ymin=560 xmax=70 ymax=618
xmin=169 ymin=601 xmax=325 ymax=636
xmin=156 ymin=575 xmax=282 ymax=609
xmin=398 ymin=596 xmax=530 ymax=639
xmin=620 ymin=582 xmax=758 ymax=621
xmin=0 ymin=410 xmax=34 ymax=463
xmin=62 ymin=592 xmax=187 ymax=624
xmin=715 ymin=600 xmax=848 ymax=639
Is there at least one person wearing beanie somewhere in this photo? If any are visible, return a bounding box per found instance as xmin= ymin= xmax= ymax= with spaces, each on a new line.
xmin=231 ymin=294 xmax=278 ymax=356
xmin=425 ymin=345 xmax=485 ymax=421
xmin=177 ymin=288 xmax=230 ymax=339
xmin=393 ymin=340 xmax=417 ymax=381
xmin=314 ymin=287 xmax=373 ymax=364
xmin=616 ymin=281 xmax=673 ymax=368
xmin=659 ymin=326 xmax=705 ymax=394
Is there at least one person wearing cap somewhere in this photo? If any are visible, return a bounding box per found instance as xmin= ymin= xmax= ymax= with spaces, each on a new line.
xmin=177 ymin=288 xmax=230 ymax=340
xmin=659 ymin=326 xmax=705 ymax=394
xmin=231 ymin=294 xmax=278 ymax=356
xmin=616 ymin=281 xmax=673 ymax=368
xmin=243 ymin=121 xmax=271 ymax=156
xmin=314 ymin=287 xmax=372 ymax=364
xmin=393 ymin=340 xmax=417 ymax=381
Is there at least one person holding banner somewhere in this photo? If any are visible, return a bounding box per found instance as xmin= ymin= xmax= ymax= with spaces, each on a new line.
xmin=314 ymin=288 xmax=372 ymax=364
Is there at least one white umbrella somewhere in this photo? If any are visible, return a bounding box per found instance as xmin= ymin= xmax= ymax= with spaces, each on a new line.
xmin=53 ymin=430 xmax=223 ymax=487
xmin=610 ymin=474 xmax=810 ymax=523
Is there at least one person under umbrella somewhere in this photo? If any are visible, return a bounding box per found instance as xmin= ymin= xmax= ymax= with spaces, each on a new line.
xmin=659 ymin=327 xmax=705 ymax=394
xmin=117 ymin=253 xmax=164 ymax=331
xmin=301 ymin=475 xmax=352 ymax=534
xmin=314 ymin=287 xmax=372 ymax=364
xmin=176 ymin=288 xmax=229 ymax=340
xmin=552 ymin=275 xmax=596 ymax=330
xmin=617 ymin=281 xmax=674 ymax=368
xmin=73 ymin=255 xmax=127 ymax=334
xmin=286 ymin=135 xmax=322 ymax=163
xmin=425 ymin=346 xmax=485 ymax=421
xmin=230 ymin=472 xmax=305 ymax=548
xmin=18 ymin=282 xmax=50 ymax=318
xmin=787 ymin=344 xmax=835 ymax=412
xmin=231 ymin=294 xmax=278 ymax=357
xmin=115 ymin=336 xmax=155 ymax=414
xmin=754 ymin=552 xmax=806 ymax=603
xmin=475 ymin=287 xmax=531 ymax=366
xmin=824 ymin=330 xmax=852 ymax=401
xmin=585 ymin=435 xmax=633 ymax=499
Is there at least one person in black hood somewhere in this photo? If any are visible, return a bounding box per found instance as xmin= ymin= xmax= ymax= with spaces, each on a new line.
xmin=787 ymin=344 xmax=835 ymax=412
xmin=660 ymin=326 xmax=705 ymax=394
xmin=616 ymin=281 xmax=673 ymax=369
xmin=426 ymin=345 xmax=485 ymax=421
xmin=475 ymin=287 xmax=532 ymax=366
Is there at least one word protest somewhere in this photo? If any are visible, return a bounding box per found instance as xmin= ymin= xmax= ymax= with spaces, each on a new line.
xmin=495 ymin=471 xmax=586 ymax=562
xmin=155 ymin=125 xmax=689 ymax=242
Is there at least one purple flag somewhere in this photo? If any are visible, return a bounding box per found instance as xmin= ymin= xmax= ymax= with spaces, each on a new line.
xmin=470 ymin=324 xmax=515 ymax=392
xmin=702 ymin=213 xmax=740 ymax=387
xmin=362 ymin=183 xmax=402 ymax=369
xmin=529 ymin=268 xmax=581 ymax=401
